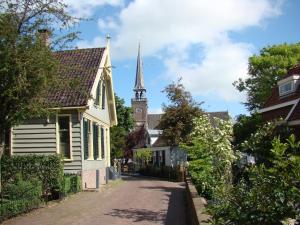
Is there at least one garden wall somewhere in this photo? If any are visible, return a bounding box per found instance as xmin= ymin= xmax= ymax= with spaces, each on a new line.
xmin=185 ymin=177 xmax=211 ymax=225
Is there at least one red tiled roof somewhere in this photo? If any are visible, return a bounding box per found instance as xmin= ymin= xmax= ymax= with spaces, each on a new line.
xmin=46 ymin=48 xmax=105 ymax=107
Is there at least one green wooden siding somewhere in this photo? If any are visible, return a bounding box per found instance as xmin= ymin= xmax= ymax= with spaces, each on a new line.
xmin=12 ymin=113 xmax=82 ymax=174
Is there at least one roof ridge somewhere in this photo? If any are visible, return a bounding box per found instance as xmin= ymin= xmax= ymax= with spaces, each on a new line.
xmin=55 ymin=47 xmax=106 ymax=53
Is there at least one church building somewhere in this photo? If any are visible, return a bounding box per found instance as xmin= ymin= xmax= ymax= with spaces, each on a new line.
xmin=131 ymin=45 xmax=187 ymax=168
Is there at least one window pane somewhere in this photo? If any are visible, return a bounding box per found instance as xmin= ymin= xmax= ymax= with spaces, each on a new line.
xmin=83 ymin=119 xmax=89 ymax=160
xmin=101 ymin=127 xmax=105 ymax=158
xmin=102 ymin=84 xmax=106 ymax=109
xmin=280 ymin=82 xmax=293 ymax=95
xmin=59 ymin=116 xmax=70 ymax=159
xmin=59 ymin=117 xmax=69 ymax=130
xmin=93 ymin=123 xmax=99 ymax=160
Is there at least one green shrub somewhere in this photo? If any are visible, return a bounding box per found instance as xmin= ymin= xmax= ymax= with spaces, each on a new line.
xmin=209 ymin=135 xmax=300 ymax=224
xmin=139 ymin=165 xmax=180 ymax=181
xmin=62 ymin=174 xmax=81 ymax=195
xmin=1 ymin=154 xmax=64 ymax=199
xmin=0 ymin=176 xmax=42 ymax=222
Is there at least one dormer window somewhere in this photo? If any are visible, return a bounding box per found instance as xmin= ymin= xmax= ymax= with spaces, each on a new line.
xmin=278 ymin=74 xmax=300 ymax=97
xmin=279 ymin=82 xmax=294 ymax=96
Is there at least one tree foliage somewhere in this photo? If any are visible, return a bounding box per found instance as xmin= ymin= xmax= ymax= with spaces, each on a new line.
xmin=233 ymin=43 xmax=300 ymax=111
xmin=0 ymin=0 xmax=79 ymax=152
xmin=124 ymin=125 xmax=148 ymax=159
xmin=110 ymin=95 xmax=133 ymax=159
xmin=134 ymin=148 xmax=152 ymax=166
xmin=233 ymin=113 xmax=263 ymax=148
xmin=159 ymin=79 xmax=202 ymax=146
xmin=239 ymin=122 xmax=292 ymax=166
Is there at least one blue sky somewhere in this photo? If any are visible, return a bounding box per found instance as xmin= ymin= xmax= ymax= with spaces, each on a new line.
xmin=65 ymin=0 xmax=300 ymax=118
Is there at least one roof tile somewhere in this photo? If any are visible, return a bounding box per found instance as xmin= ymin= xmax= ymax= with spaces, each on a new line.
xmin=46 ymin=48 xmax=105 ymax=107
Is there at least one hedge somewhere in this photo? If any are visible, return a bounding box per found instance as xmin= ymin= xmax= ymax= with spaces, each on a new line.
xmin=139 ymin=165 xmax=182 ymax=181
xmin=62 ymin=174 xmax=81 ymax=196
xmin=0 ymin=175 xmax=42 ymax=222
xmin=1 ymin=154 xmax=64 ymax=199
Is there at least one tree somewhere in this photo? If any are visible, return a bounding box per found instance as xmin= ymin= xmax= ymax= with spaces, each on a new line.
xmin=123 ymin=125 xmax=148 ymax=160
xmin=110 ymin=95 xmax=133 ymax=159
xmin=233 ymin=113 xmax=263 ymax=148
xmin=0 ymin=0 xmax=79 ymax=155
xmin=233 ymin=43 xmax=300 ymax=111
xmin=159 ymin=79 xmax=202 ymax=146
xmin=239 ymin=121 xmax=292 ymax=166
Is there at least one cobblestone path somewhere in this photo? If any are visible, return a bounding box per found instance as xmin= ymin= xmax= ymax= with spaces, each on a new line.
xmin=3 ymin=176 xmax=186 ymax=225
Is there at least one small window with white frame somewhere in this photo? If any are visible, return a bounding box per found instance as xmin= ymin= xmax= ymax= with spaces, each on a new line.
xmin=279 ymin=81 xmax=294 ymax=96
xmin=58 ymin=115 xmax=72 ymax=159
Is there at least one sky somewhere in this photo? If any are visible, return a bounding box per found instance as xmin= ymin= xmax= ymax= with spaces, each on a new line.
xmin=64 ymin=0 xmax=300 ymax=118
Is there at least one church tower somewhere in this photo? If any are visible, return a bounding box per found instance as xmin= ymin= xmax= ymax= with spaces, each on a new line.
xmin=131 ymin=44 xmax=148 ymax=129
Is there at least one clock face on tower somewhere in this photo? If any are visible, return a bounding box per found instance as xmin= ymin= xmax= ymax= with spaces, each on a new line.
xmin=136 ymin=108 xmax=143 ymax=113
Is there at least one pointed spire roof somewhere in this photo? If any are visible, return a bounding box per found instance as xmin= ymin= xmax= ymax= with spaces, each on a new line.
xmin=134 ymin=43 xmax=146 ymax=91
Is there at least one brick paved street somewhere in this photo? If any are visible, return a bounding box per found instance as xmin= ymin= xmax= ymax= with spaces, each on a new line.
xmin=3 ymin=176 xmax=186 ymax=225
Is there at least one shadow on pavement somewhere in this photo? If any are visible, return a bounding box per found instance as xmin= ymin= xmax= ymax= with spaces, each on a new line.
xmin=105 ymin=208 xmax=166 ymax=223
xmin=140 ymin=185 xmax=186 ymax=225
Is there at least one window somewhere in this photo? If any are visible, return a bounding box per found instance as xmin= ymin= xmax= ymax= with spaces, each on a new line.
xmin=58 ymin=116 xmax=71 ymax=159
xmin=95 ymin=81 xmax=101 ymax=106
xmin=102 ymin=83 xmax=106 ymax=109
xmin=101 ymin=127 xmax=105 ymax=158
xmin=155 ymin=151 xmax=159 ymax=166
xmin=162 ymin=150 xmax=166 ymax=166
xmin=93 ymin=123 xmax=99 ymax=160
xmin=136 ymin=108 xmax=142 ymax=113
xmin=279 ymin=82 xmax=294 ymax=96
xmin=83 ymin=119 xmax=89 ymax=160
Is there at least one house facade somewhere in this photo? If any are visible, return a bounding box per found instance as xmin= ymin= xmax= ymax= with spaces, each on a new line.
xmin=258 ymin=64 xmax=300 ymax=137
xmin=7 ymin=37 xmax=117 ymax=190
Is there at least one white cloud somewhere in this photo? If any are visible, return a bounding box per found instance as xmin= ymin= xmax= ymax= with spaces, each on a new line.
xmin=164 ymin=39 xmax=252 ymax=101
xmin=63 ymin=0 xmax=124 ymax=18
xmin=77 ymin=37 xmax=105 ymax=49
xmin=98 ymin=17 xmax=119 ymax=30
xmin=76 ymin=0 xmax=283 ymax=101
xmin=109 ymin=0 xmax=282 ymax=59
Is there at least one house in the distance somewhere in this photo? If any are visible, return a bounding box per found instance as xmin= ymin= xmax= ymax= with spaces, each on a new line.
xmin=6 ymin=35 xmax=117 ymax=190
xmin=258 ymin=64 xmax=300 ymax=137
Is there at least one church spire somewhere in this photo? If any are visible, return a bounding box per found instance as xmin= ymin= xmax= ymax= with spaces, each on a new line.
xmin=134 ymin=43 xmax=146 ymax=99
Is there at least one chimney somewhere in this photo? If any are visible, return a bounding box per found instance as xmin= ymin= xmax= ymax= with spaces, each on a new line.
xmin=38 ymin=29 xmax=51 ymax=46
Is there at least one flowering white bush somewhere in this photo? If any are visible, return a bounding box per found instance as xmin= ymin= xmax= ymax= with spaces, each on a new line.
xmin=182 ymin=114 xmax=235 ymax=198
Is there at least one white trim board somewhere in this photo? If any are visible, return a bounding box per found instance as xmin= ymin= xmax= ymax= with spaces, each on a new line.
xmin=257 ymin=98 xmax=299 ymax=113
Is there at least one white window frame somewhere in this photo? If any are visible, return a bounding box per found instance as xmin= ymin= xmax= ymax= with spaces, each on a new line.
xmin=56 ymin=114 xmax=73 ymax=161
